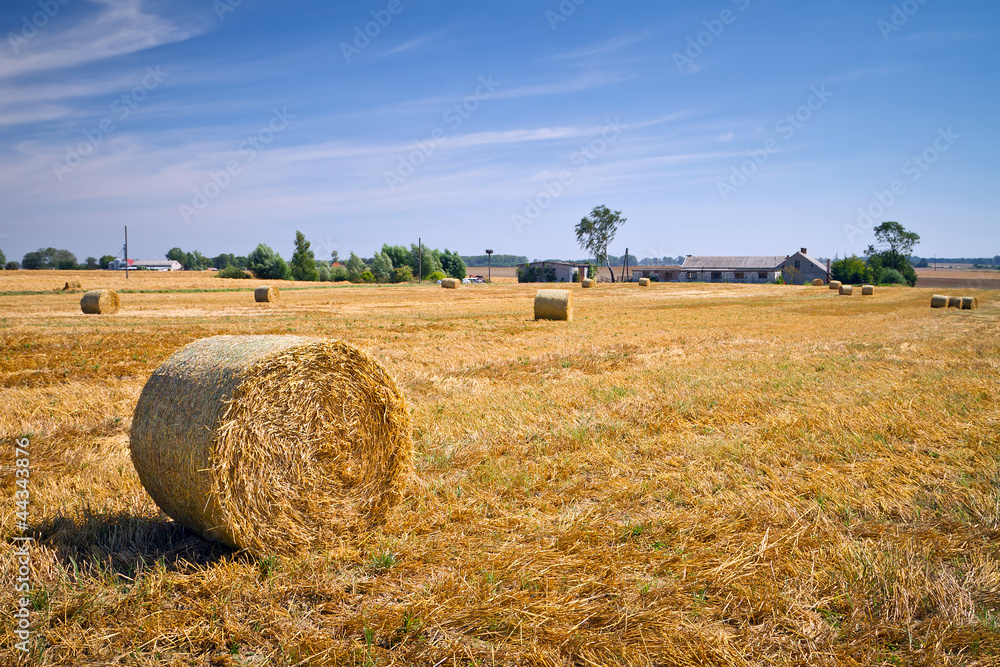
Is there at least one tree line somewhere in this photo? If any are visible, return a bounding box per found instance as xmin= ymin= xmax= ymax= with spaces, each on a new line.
xmin=831 ymin=221 xmax=921 ymax=286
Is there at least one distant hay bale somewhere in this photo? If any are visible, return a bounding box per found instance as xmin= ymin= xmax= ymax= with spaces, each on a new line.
xmin=62 ymin=280 xmax=82 ymax=291
xmin=829 ymin=280 xmax=842 ymax=290
xmin=441 ymin=278 xmax=459 ymax=289
xmin=839 ymin=284 xmax=853 ymax=296
xmin=638 ymin=277 xmax=651 ymax=287
xmin=254 ymin=286 xmax=278 ymax=303
xmin=80 ymin=289 xmax=119 ymax=314
xmin=948 ymin=296 xmax=962 ymax=309
xmin=862 ymin=284 xmax=874 ymax=296
xmin=581 ymin=278 xmax=595 ymax=288
xmin=534 ymin=289 xmax=573 ymax=321
xmin=930 ymin=294 xmax=948 ymax=308
xmin=960 ymin=296 xmax=978 ymax=310
xmin=812 ymin=279 xmax=824 ymax=286
xmin=129 ymin=335 xmax=412 ymax=554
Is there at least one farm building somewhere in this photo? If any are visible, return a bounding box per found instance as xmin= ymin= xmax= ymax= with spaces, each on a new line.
xmin=109 ymin=259 xmax=183 ymax=271
xmin=631 ymin=249 xmax=829 ymax=285
xmin=522 ymin=261 xmax=590 ymax=283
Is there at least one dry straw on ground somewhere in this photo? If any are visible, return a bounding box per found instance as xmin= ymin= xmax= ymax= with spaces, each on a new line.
xmin=931 ymin=294 xmax=948 ymax=308
xmin=839 ymin=284 xmax=854 ymax=296
xmin=79 ymin=288 xmax=119 ymax=314
xmin=581 ymin=278 xmax=595 ymax=288
xmin=829 ymin=280 xmax=842 ymax=290
xmin=254 ymin=285 xmax=278 ymax=303
xmin=534 ymin=288 xmax=573 ymax=321
xmin=62 ymin=280 xmax=81 ymax=291
xmin=862 ymin=284 xmax=875 ymax=295
xmin=961 ymin=296 xmax=979 ymax=310
xmin=440 ymin=278 xmax=459 ymax=289
xmin=638 ymin=277 xmax=651 ymax=287
xmin=812 ymin=278 xmax=824 ymax=286
xmin=129 ymin=335 xmax=412 ymax=554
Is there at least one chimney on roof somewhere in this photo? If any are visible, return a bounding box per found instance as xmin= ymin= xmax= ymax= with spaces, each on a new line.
xmin=801 ymin=247 xmax=808 ymax=254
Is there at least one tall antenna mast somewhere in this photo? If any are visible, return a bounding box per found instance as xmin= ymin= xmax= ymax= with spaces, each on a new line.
xmin=125 ymin=226 xmax=129 ymax=280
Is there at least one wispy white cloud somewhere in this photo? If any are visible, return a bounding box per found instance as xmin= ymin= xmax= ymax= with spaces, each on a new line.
xmin=495 ymin=71 xmax=631 ymax=99
xmin=377 ymin=27 xmax=452 ymax=58
xmin=548 ymin=31 xmax=655 ymax=60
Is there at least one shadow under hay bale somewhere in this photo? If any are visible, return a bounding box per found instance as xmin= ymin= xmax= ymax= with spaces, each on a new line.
xmin=931 ymin=294 xmax=948 ymax=308
xmin=254 ymin=285 xmax=278 ymax=303
xmin=129 ymin=335 xmax=412 ymax=554
xmin=80 ymin=289 xmax=119 ymax=314
xmin=534 ymin=289 xmax=572 ymax=321
xmin=441 ymin=278 xmax=459 ymax=289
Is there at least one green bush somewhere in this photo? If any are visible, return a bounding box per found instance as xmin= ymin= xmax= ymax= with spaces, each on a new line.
xmin=217 ymin=266 xmax=251 ymax=279
xmin=426 ymin=270 xmax=446 ymax=282
xmin=357 ymin=270 xmax=375 ymax=283
xmin=391 ymin=266 xmax=413 ymax=283
xmin=316 ymin=265 xmax=332 ymax=282
xmin=331 ymin=265 xmax=349 ymax=282
xmin=878 ymin=268 xmax=906 ymax=285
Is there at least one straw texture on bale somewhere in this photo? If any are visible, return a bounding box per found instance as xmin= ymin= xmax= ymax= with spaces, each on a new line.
xmin=80 ymin=289 xmax=119 ymax=314
xmin=63 ymin=280 xmax=82 ymax=291
xmin=862 ymin=284 xmax=874 ymax=296
xmin=839 ymin=284 xmax=853 ymax=296
xmin=441 ymin=278 xmax=459 ymax=289
xmin=638 ymin=277 xmax=651 ymax=287
xmin=930 ymin=294 xmax=948 ymax=308
xmin=581 ymin=278 xmax=595 ymax=288
xmin=254 ymin=286 xmax=278 ymax=303
xmin=948 ymin=296 xmax=962 ymax=309
xmin=812 ymin=278 xmax=825 ymax=286
xmin=960 ymin=296 xmax=979 ymax=310
xmin=829 ymin=280 xmax=842 ymax=290
xmin=129 ymin=335 xmax=412 ymax=554
xmin=534 ymin=289 xmax=573 ymax=322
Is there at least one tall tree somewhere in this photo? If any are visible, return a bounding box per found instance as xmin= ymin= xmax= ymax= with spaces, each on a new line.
xmin=248 ymin=243 xmax=291 ymax=280
xmin=440 ymin=249 xmax=467 ymax=279
xmin=99 ymin=255 xmax=115 ymax=269
xmin=865 ymin=221 xmax=920 ymax=287
xmin=575 ymin=205 xmax=626 ymax=283
xmin=345 ymin=252 xmax=366 ymax=282
xmin=290 ymin=231 xmax=319 ymax=281
xmin=370 ymin=251 xmax=394 ymax=282
xmin=0 ymin=248 xmax=5 ymax=267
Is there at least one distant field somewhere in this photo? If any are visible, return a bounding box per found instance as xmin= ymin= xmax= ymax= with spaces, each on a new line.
xmin=915 ymin=268 xmax=1000 ymax=290
xmin=1 ymin=271 xmax=998 ymax=665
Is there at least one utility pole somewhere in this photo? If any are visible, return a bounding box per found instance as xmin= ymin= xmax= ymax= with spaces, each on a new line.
xmin=124 ymin=226 xmax=129 ymax=280
xmin=418 ymin=238 xmax=422 ymax=283
xmin=485 ymin=249 xmax=493 ymax=284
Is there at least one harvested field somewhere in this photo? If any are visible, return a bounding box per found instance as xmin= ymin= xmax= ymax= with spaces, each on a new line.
xmin=1 ymin=271 xmax=999 ymax=666
xmin=915 ymin=268 xmax=1000 ymax=290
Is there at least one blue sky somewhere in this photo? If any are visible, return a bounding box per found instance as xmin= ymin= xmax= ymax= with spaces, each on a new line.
xmin=0 ymin=0 xmax=997 ymax=264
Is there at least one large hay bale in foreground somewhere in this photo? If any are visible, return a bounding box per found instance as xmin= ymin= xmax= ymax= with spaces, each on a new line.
xmin=441 ymin=278 xmax=459 ymax=289
xmin=812 ymin=278 xmax=825 ymax=286
xmin=534 ymin=289 xmax=573 ymax=321
xmin=581 ymin=278 xmax=595 ymax=288
xmin=129 ymin=335 xmax=412 ymax=553
xmin=829 ymin=280 xmax=842 ymax=290
xmin=948 ymin=296 xmax=962 ymax=309
xmin=839 ymin=284 xmax=853 ymax=296
xmin=638 ymin=277 xmax=651 ymax=287
xmin=930 ymin=295 xmax=948 ymax=308
xmin=862 ymin=285 xmax=875 ymax=296
xmin=254 ymin=286 xmax=278 ymax=303
xmin=63 ymin=280 xmax=82 ymax=291
xmin=961 ymin=296 xmax=979 ymax=310
xmin=80 ymin=289 xmax=119 ymax=314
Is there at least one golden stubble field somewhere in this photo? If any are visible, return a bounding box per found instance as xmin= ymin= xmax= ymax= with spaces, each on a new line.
xmin=1 ymin=271 xmax=998 ymax=666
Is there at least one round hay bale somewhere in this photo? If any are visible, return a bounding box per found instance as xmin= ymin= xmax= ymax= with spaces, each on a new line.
xmin=839 ymin=284 xmax=853 ymax=296
xmin=129 ymin=335 xmax=412 ymax=553
xmin=254 ymin=285 xmax=278 ymax=303
xmin=441 ymin=278 xmax=459 ymax=289
xmin=812 ymin=278 xmax=825 ymax=286
xmin=960 ymin=296 xmax=978 ymax=310
xmin=534 ymin=289 xmax=573 ymax=321
xmin=638 ymin=277 xmax=651 ymax=287
xmin=862 ymin=284 xmax=874 ymax=296
xmin=63 ymin=280 xmax=82 ymax=291
xmin=948 ymin=296 xmax=962 ymax=309
xmin=829 ymin=280 xmax=842 ymax=290
xmin=80 ymin=289 xmax=119 ymax=314
xmin=581 ymin=278 xmax=595 ymax=288
xmin=930 ymin=294 xmax=948 ymax=308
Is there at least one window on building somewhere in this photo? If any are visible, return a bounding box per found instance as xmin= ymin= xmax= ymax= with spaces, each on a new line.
xmin=664 ymin=272 xmax=673 ymax=281
xmin=687 ymin=272 xmax=696 ymax=280
xmin=758 ymin=272 xmax=767 ymax=279
xmin=711 ymin=272 xmax=721 ymax=281
xmin=794 ymin=260 xmax=801 ymax=269
xmin=735 ymin=272 xmax=744 ymax=279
